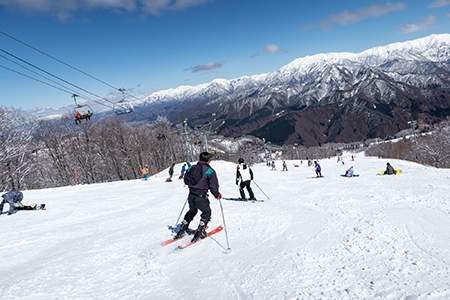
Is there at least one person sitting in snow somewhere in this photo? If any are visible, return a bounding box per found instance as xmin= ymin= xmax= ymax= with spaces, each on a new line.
xmin=344 ymin=166 xmax=355 ymax=177
xmin=236 ymin=158 xmax=255 ymax=201
xmin=314 ymin=161 xmax=322 ymax=177
xmin=383 ymin=162 xmax=396 ymax=175
xmin=1 ymin=191 xmax=45 ymax=215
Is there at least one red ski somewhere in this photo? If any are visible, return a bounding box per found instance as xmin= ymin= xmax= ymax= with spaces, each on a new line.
xmin=161 ymin=236 xmax=180 ymax=247
xmin=161 ymin=232 xmax=192 ymax=247
xmin=177 ymin=225 xmax=223 ymax=250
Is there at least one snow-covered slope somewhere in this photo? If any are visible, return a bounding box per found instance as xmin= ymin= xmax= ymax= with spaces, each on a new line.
xmin=2 ymin=154 xmax=450 ymax=299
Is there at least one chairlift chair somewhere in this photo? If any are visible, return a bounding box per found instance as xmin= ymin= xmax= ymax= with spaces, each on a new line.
xmin=72 ymin=94 xmax=94 ymax=125
xmin=113 ymin=88 xmax=134 ymax=115
xmin=113 ymin=100 xmax=133 ymax=115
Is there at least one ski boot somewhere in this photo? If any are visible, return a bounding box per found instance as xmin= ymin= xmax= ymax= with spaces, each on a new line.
xmin=191 ymin=221 xmax=208 ymax=243
xmin=174 ymin=220 xmax=189 ymax=240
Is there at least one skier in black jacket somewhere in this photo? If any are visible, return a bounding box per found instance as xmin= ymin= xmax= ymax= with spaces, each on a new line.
xmin=236 ymin=158 xmax=255 ymax=200
xmin=175 ymin=152 xmax=222 ymax=242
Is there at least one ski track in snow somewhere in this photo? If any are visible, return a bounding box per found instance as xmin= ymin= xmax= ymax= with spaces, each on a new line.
xmin=1 ymin=153 xmax=450 ymax=299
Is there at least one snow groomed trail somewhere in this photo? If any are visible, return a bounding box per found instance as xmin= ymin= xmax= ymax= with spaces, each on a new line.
xmin=1 ymin=153 xmax=450 ymax=299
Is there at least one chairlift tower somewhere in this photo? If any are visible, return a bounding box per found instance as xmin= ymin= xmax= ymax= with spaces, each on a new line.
xmin=408 ymin=120 xmax=418 ymax=142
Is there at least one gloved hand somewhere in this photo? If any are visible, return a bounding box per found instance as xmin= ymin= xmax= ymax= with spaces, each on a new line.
xmin=215 ymin=192 xmax=222 ymax=200
xmin=235 ymin=180 xmax=239 ymax=185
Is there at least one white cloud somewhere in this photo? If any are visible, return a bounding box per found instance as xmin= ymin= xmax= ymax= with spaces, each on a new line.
xmin=401 ymin=15 xmax=436 ymax=33
xmin=322 ymin=2 xmax=406 ymax=29
xmin=185 ymin=62 xmax=223 ymax=73
xmin=263 ymin=44 xmax=285 ymax=54
xmin=429 ymin=0 xmax=450 ymax=8
xmin=0 ymin=0 xmax=210 ymax=20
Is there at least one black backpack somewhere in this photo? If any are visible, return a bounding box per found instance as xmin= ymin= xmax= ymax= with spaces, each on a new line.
xmin=184 ymin=164 xmax=204 ymax=186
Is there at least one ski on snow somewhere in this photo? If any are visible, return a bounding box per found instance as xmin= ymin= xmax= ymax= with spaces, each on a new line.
xmin=161 ymin=230 xmax=193 ymax=247
xmin=177 ymin=225 xmax=224 ymax=250
xmin=222 ymin=197 xmax=264 ymax=203
xmin=161 ymin=225 xmax=223 ymax=247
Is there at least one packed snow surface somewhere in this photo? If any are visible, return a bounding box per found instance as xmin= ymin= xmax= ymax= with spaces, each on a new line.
xmin=2 ymin=154 xmax=450 ymax=299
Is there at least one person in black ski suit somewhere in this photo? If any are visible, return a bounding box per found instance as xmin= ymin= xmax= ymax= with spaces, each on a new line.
xmin=282 ymin=161 xmax=288 ymax=171
xmin=236 ymin=158 xmax=255 ymax=200
xmin=175 ymin=152 xmax=222 ymax=242
xmin=384 ymin=162 xmax=396 ymax=175
xmin=314 ymin=161 xmax=322 ymax=177
xmin=167 ymin=163 xmax=175 ymax=182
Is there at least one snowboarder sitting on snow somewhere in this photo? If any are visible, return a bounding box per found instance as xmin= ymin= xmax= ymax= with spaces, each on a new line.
xmin=175 ymin=152 xmax=222 ymax=242
xmin=0 ymin=191 xmax=44 ymax=215
xmin=314 ymin=161 xmax=322 ymax=177
xmin=384 ymin=162 xmax=396 ymax=175
xmin=236 ymin=158 xmax=255 ymax=201
xmin=344 ymin=166 xmax=355 ymax=177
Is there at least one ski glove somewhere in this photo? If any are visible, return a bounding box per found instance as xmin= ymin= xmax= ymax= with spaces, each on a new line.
xmin=215 ymin=192 xmax=222 ymax=200
xmin=235 ymin=180 xmax=239 ymax=185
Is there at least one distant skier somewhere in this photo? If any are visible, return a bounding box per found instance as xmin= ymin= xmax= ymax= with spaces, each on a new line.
xmin=314 ymin=161 xmax=322 ymax=177
xmin=351 ymin=155 xmax=355 ymax=161
xmin=166 ymin=163 xmax=175 ymax=182
xmin=271 ymin=161 xmax=276 ymax=170
xmin=179 ymin=162 xmax=190 ymax=179
xmin=236 ymin=158 xmax=255 ymax=200
xmin=1 ymin=191 xmax=45 ymax=215
xmin=282 ymin=161 xmax=288 ymax=171
xmin=383 ymin=162 xmax=396 ymax=175
xmin=175 ymin=152 xmax=222 ymax=242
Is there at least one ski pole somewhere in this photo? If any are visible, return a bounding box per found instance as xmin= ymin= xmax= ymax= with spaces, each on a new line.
xmin=218 ymin=198 xmax=231 ymax=250
xmin=252 ymin=180 xmax=271 ymax=200
xmin=174 ymin=197 xmax=188 ymax=227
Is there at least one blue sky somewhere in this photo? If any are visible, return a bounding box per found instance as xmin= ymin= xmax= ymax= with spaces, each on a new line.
xmin=0 ymin=0 xmax=449 ymax=109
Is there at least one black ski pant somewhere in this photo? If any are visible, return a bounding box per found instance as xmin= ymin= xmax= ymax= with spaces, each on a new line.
xmin=316 ymin=170 xmax=322 ymax=177
xmin=239 ymin=180 xmax=255 ymax=199
xmin=183 ymin=192 xmax=211 ymax=225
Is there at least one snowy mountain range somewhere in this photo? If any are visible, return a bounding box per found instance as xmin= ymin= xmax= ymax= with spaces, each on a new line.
xmin=129 ymin=33 xmax=450 ymax=146
xmin=34 ymin=34 xmax=450 ymax=146
xmin=143 ymin=34 xmax=449 ymax=105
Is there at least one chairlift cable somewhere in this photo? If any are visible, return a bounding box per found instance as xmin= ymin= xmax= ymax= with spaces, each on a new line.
xmin=0 ymin=63 xmax=79 ymax=96
xmin=0 ymin=47 xmax=116 ymax=106
xmin=0 ymin=53 xmax=89 ymax=99
xmin=0 ymin=30 xmax=142 ymax=101
xmin=0 ymin=63 xmax=113 ymax=110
